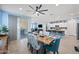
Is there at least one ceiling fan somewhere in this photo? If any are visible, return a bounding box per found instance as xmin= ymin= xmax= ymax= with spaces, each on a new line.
xmin=28 ymin=4 xmax=48 ymax=16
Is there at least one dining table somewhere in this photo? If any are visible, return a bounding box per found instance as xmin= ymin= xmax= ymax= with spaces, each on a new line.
xmin=0 ymin=34 xmax=8 ymax=53
xmin=37 ymin=35 xmax=54 ymax=45
xmin=33 ymin=32 xmax=62 ymax=54
xmin=36 ymin=35 xmax=54 ymax=53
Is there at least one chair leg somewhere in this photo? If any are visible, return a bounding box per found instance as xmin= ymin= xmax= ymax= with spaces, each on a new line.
xmin=53 ymin=51 xmax=56 ymax=54
xmin=36 ymin=50 xmax=39 ymax=54
xmin=27 ymin=43 xmax=30 ymax=49
xmin=32 ymin=49 xmax=38 ymax=54
xmin=27 ymin=43 xmax=29 ymax=47
xmin=30 ymin=45 xmax=33 ymax=53
xmin=44 ymin=48 xmax=47 ymax=54
xmin=31 ymin=49 xmax=33 ymax=53
xmin=57 ymin=51 xmax=59 ymax=54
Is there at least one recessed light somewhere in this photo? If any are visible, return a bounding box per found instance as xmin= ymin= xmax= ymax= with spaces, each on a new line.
xmin=56 ymin=4 xmax=59 ymax=6
xmin=19 ymin=8 xmax=23 ymax=11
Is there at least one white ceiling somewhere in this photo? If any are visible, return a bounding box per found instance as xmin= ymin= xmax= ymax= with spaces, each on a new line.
xmin=0 ymin=4 xmax=79 ymax=22
xmin=1 ymin=4 xmax=79 ymax=16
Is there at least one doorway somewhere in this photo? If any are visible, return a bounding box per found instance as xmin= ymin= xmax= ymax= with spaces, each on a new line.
xmin=18 ymin=18 xmax=28 ymax=39
xmin=77 ymin=23 xmax=79 ymax=40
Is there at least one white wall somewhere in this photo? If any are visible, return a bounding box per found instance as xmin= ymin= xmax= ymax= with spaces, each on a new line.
xmin=31 ymin=15 xmax=54 ymax=24
xmin=66 ymin=19 xmax=77 ymax=36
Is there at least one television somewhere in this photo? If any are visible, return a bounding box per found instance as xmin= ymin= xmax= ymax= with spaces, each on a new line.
xmin=35 ymin=28 xmax=38 ymax=31
xmin=38 ymin=24 xmax=42 ymax=28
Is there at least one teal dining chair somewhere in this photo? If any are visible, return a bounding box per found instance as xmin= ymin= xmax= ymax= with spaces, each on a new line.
xmin=44 ymin=37 xmax=61 ymax=54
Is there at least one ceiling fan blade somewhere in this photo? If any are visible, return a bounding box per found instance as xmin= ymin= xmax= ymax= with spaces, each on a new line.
xmin=28 ymin=5 xmax=35 ymax=10
xmin=39 ymin=9 xmax=48 ymax=12
xmin=39 ymin=4 xmax=42 ymax=9
xmin=39 ymin=12 xmax=45 ymax=15
xmin=36 ymin=6 xmax=39 ymax=11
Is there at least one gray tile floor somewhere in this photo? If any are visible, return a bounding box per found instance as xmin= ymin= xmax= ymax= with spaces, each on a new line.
xmin=8 ymin=35 xmax=79 ymax=54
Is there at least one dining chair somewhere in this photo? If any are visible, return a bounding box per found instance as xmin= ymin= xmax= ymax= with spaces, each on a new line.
xmin=27 ymin=33 xmax=42 ymax=54
xmin=26 ymin=32 xmax=31 ymax=49
xmin=44 ymin=37 xmax=61 ymax=54
xmin=26 ymin=32 xmax=35 ymax=52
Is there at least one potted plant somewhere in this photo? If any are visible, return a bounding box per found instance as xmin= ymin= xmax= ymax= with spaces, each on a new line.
xmin=2 ymin=26 xmax=8 ymax=34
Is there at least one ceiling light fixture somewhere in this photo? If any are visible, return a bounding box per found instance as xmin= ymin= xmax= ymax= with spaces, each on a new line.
xmin=28 ymin=4 xmax=48 ymax=16
xmin=56 ymin=4 xmax=59 ymax=6
xmin=34 ymin=12 xmax=39 ymax=16
xmin=19 ymin=8 xmax=23 ymax=11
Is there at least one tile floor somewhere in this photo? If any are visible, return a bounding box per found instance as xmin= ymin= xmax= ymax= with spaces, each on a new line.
xmin=8 ymin=35 xmax=79 ymax=54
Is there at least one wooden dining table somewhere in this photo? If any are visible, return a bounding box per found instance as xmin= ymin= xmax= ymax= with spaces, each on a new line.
xmin=37 ymin=35 xmax=54 ymax=45
xmin=36 ymin=35 xmax=54 ymax=54
xmin=0 ymin=34 xmax=8 ymax=53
